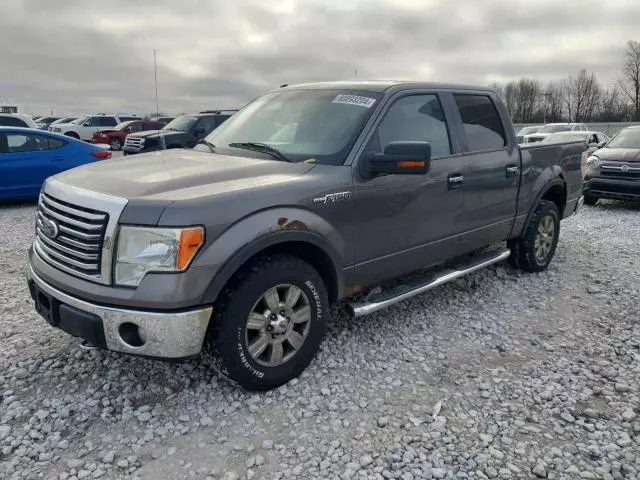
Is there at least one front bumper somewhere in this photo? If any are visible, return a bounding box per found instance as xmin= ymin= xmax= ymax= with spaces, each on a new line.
xmin=26 ymin=264 xmax=212 ymax=359
xmin=584 ymin=177 xmax=640 ymax=201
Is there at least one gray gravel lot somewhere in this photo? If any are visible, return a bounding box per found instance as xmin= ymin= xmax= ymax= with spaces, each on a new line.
xmin=1 ymin=200 xmax=639 ymax=480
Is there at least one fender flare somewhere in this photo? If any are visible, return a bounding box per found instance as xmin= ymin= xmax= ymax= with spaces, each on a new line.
xmin=200 ymin=230 xmax=345 ymax=305
xmin=520 ymin=176 xmax=567 ymax=235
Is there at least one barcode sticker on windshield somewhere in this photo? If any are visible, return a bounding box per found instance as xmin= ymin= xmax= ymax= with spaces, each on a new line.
xmin=332 ymin=94 xmax=377 ymax=108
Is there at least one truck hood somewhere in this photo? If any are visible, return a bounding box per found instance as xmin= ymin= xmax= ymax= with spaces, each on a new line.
xmin=127 ymin=129 xmax=164 ymax=138
xmin=53 ymin=149 xmax=315 ymax=201
xmin=593 ymin=148 xmax=640 ymax=163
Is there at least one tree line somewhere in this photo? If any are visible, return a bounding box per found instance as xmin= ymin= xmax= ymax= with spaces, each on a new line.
xmin=491 ymin=40 xmax=640 ymax=124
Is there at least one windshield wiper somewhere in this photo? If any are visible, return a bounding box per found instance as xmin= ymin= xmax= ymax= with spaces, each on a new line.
xmin=228 ymin=142 xmax=290 ymax=162
xmin=197 ymin=139 xmax=216 ymax=152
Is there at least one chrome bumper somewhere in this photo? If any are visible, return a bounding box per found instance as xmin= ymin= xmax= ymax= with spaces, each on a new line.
xmin=27 ymin=265 xmax=212 ymax=359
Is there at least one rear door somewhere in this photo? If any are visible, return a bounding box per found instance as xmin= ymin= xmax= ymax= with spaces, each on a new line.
xmin=352 ymin=91 xmax=468 ymax=285
xmin=449 ymin=93 xmax=520 ymax=251
xmin=0 ymin=131 xmax=66 ymax=198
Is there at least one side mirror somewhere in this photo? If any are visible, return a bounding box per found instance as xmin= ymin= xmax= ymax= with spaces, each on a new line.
xmin=596 ymin=141 xmax=607 ymax=149
xmin=360 ymin=141 xmax=431 ymax=179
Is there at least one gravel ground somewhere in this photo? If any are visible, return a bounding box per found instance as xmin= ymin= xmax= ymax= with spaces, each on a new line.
xmin=1 ymin=200 xmax=639 ymax=480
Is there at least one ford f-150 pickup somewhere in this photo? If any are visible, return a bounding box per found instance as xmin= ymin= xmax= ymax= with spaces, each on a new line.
xmin=26 ymin=81 xmax=585 ymax=390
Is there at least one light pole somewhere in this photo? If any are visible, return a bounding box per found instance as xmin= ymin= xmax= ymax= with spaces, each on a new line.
xmin=154 ymin=49 xmax=159 ymax=117
xmin=540 ymin=91 xmax=551 ymax=123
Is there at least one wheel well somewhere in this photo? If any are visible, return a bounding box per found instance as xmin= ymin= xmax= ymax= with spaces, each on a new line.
xmin=235 ymin=241 xmax=339 ymax=302
xmin=541 ymin=182 xmax=566 ymax=214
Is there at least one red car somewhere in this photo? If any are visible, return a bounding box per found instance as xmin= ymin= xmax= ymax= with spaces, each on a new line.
xmin=91 ymin=120 xmax=166 ymax=151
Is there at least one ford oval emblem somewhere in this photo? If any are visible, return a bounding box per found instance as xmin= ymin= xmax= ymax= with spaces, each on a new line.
xmin=41 ymin=218 xmax=60 ymax=239
xmin=621 ymin=164 xmax=630 ymax=172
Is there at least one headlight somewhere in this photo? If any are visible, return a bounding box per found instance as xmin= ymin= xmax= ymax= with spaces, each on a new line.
xmin=586 ymin=155 xmax=600 ymax=168
xmin=115 ymin=226 xmax=204 ymax=286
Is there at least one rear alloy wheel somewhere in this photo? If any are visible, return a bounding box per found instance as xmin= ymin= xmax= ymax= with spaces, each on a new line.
xmin=109 ymin=138 xmax=122 ymax=151
xmin=207 ymin=254 xmax=329 ymax=391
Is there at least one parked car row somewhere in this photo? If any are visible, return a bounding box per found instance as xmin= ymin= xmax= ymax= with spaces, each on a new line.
xmin=516 ymin=122 xmax=588 ymax=143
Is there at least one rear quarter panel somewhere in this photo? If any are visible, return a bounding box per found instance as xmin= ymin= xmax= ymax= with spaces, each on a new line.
xmin=511 ymin=141 xmax=585 ymax=236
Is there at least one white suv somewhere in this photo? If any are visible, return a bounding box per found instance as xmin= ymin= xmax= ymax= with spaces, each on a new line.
xmin=50 ymin=114 xmax=139 ymax=141
xmin=523 ymin=123 xmax=588 ymax=143
xmin=0 ymin=113 xmax=38 ymax=129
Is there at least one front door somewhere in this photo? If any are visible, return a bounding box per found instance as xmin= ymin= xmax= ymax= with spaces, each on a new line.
xmin=0 ymin=131 xmax=63 ymax=199
xmin=352 ymin=92 xmax=468 ymax=286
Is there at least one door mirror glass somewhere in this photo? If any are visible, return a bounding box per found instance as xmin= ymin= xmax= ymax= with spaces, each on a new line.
xmin=360 ymin=141 xmax=431 ymax=179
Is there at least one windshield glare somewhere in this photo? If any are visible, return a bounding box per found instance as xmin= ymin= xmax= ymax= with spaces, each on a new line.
xmin=115 ymin=121 xmax=134 ymax=130
xmin=71 ymin=116 xmax=88 ymax=125
xmin=163 ymin=116 xmax=197 ymax=131
xmin=203 ymin=89 xmax=382 ymax=165
xmin=540 ymin=124 xmax=571 ymax=133
xmin=606 ymin=128 xmax=640 ymax=149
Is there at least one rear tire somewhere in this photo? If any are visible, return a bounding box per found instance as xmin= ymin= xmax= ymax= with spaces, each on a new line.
xmin=205 ymin=254 xmax=329 ymax=391
xmin=64 ymin=132 xmax=79 ymax=139
xmin=508 ymin=200 xmax=560 ymax=273
xmin=583 ymin=194 xmax=598 ymax=206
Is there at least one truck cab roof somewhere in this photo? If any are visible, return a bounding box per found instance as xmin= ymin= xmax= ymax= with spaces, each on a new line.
xmin=276 ymin=80 xmax=495 ymax=94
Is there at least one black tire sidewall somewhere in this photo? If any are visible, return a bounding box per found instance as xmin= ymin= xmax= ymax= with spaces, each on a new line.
xmin=583 ymin=194 xmax=598 ymax=206
xmin=526 ymin=201 xmax=561 ymax=270
xmin=212 ymin=257 xmax=328 ymax=390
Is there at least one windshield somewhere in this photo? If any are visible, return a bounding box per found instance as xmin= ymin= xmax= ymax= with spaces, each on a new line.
xmin=539 ymin=124 xmax=571 ymax=133
xmin=203 ymin=89 xmax=382 ymax=165
xmin=606 ymin=128 xmax=640 ymax=149
xmin=163 ymin=115 xmax=198 ymax=131
xmin=115 ymin=121 xmax=135 ymax=130
xmin=542 ymin=133 xmax=587 ymax=143
xmin=71 ymin=116 xmax=88 ymax=125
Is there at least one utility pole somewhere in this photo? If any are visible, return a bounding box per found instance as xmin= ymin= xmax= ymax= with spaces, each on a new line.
xmin=354 ymin=69 xmax=358 ymax=80
xmin=154 ymin=49 xmax=159 ymax=117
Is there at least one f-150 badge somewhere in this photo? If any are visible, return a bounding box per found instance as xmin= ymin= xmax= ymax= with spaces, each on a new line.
xmin=313 ymin=191 xmax=352 ymax=205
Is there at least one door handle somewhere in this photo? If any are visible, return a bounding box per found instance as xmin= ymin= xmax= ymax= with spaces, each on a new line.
xmin=447 ymin=173 xmax=464 ymax=190
xmin=505 ymin=165 xmax=519 ymax=177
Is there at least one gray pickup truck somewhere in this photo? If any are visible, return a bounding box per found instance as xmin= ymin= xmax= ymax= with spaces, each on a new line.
xmin=27 ymin=81 xmax=585 ymax=390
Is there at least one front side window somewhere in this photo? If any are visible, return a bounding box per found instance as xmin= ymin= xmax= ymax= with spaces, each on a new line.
xmin=365 ymin=94 xmax=451 ymax=158
xmin=454 ymin=94 xmax=506 ymax=152
xmin=196 ymin=116 xmax=217 ymax=134
xmin=204 ymin=89 xmax=382 ymax=165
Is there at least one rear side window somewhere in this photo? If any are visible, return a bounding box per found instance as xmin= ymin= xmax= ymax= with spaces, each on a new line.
xmin=216 ymin=115 xmax=231 ymax=127
xmin=47 ymin=137 xmax=66 ymax=149
xmin=0 ymin=116 xmax=28 ymax=127
xmin=99 ymin=117 xmax=117 ymax=127
xmin=119 ymin=116 xmax=139 ymax=122
xmin=453 ymin=94 xmax=506 ymax=152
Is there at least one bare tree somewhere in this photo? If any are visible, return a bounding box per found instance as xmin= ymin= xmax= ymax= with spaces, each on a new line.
xmin=594 ymin=87 xmax=629 ymax=122
xmin=492 ymin=78 xmax=541 ymax=123
xmin=562 ymin=69 xmax=601 ymax=122
xmin=619 ymin=40 xmax=640 ymax=121
xmin=541 ymin=81 xmax=564 ymax=122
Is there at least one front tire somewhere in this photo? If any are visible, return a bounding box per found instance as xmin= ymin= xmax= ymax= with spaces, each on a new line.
xmin=583 ymin=194 xmax=598 ymax=206
xmin=109 ymin=138 xmax=122 ymax=151
xmin=508 ymin=200 xmax=560 ymax=273
xmin=206 ymin=254 xmax=329 ymax=391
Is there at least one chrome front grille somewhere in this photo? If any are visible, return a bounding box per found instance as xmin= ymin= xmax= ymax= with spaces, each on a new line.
xmin=124 ymin=136 xmax=144 ymax=151
xmin=35 ymin=193 xmax=108 ymax=278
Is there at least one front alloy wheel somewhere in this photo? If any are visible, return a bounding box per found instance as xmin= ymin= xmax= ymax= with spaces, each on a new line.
xmin=245 ymin=284 xmax=312 ymax=367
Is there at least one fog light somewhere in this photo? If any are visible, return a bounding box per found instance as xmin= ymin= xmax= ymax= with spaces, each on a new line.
xmin=118 ymin=322 xmax=146 ymax=347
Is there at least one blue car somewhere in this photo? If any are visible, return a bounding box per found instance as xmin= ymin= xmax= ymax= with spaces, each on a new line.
xmin=0 ymin=127 xmax=112 ymax=201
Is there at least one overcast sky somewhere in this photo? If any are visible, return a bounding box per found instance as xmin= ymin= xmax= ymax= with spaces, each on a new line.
xmin=1 ymin=0 xmax=638 ymax=116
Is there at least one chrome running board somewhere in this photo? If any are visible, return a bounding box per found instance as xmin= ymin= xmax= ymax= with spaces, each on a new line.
xmin=346 ymin=249 xmax=511 ymax=318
